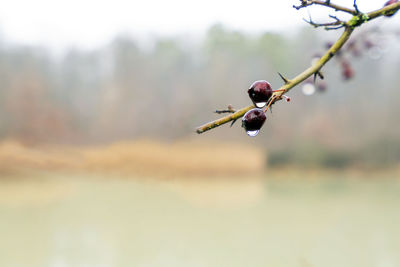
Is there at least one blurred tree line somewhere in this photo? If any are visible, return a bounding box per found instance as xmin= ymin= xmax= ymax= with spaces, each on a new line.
xmin=0 ymin=24 xmax=399 ymax=167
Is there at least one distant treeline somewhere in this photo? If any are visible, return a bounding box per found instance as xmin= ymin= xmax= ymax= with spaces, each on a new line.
xmin=0 ymin=24 xmax=399 ymax=166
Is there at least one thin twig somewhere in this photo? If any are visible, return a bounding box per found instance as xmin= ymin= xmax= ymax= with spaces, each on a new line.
xmin=353 ymin=0 xmax=361 ymax=14
xmin=215 ymin=104 xmax=235 ymax=114
xmin=325 ymin=25 xmax=346 ymax=30
xmin=215 ymin=110 xmax=235 ymax=114
xmin=303 ymin=16 xmax=344 ymax=30
xmin=293 ymin=0 xmax=358 ymax=15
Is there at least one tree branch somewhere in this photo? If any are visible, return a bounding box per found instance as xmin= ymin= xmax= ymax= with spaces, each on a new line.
xmin=367 ymin=1 xmax=400 ymax=20
xmin=303 ymin=15 xmax=345 ymax=30
xmin=196 ymin=1 xmax=400 ymax=134
xmin=293 ymin=0 xmax=358 ymax=15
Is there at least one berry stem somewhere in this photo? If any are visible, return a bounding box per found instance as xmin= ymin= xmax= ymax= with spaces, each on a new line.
xmin=264 ymin=96 xmax=277 ymax=114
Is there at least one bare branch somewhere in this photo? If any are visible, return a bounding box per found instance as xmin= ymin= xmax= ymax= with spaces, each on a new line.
xmin=303 ymin=15 xmax=345 ymax=30
xmin=195 ymin=1 xmax=400 ymax=134
xmin=196 ymin=28 xmax=352 ymax=134
xmin=293 ymin=0 xmax=358 ymax=15
xmin=367 ymin=1 xmax=400 ymax=20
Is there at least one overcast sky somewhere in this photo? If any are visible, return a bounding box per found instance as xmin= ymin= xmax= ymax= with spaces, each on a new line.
xmin=0 ymin=0 xmax=396 ymax=51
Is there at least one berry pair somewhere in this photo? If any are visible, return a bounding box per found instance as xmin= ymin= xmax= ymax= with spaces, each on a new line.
xmin=242 ymin=80 xmax=283 ymax=137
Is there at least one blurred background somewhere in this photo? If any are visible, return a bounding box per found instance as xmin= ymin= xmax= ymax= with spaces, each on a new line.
xmin=1 ymin=0 xmax=400 ymax=266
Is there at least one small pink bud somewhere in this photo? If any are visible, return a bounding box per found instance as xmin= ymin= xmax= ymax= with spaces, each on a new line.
xmin=283 ymin=95 xmax=291 ymax=102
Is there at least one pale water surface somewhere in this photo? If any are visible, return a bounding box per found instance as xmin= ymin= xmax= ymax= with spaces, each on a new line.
xmin=0 ymin=172 xmax=399 ymax=267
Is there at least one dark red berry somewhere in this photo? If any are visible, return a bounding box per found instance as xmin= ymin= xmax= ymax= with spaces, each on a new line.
xmin=343 ymin=68 xmax=354 ymax=80
xmin=248 ymin=80 xmax=273 ymax=108
xmin=242 ymin=108 xmax=266 ymax=137
xmin=341 ymin=60 xmax=354 ymax=80
xmin=384 ymin=0 xmax=399 ymax=17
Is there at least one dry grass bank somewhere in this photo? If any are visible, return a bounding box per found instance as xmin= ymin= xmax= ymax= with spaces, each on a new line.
xmin=0 ymin=139 xmax=265 ymax=177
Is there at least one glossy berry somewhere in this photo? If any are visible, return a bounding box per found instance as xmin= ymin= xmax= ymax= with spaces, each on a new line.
xmin=384 ymin=0 xmax=399 ymax=17
xmin=248 ymin=80 xmax=273 ymax=108
xmin=242 ymin=108 xmax=266 ymax=137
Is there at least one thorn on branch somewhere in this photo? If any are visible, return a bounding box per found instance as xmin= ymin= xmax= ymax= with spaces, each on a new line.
xmin=313 ymin=70 xmax=325 ymax=82
xmin=278 ymin=72 xmax=290 ymax=84
xmin=215 ymin=104 xmax=235 ymax=114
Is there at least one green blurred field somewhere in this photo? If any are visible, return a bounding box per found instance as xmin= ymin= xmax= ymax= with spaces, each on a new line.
xmin=1 ymin=169 xmax=400 ymax=267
